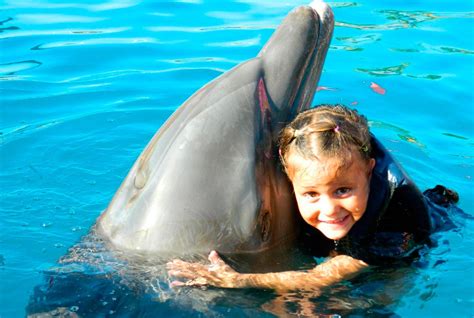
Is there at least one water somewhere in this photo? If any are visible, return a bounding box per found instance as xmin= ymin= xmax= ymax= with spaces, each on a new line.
xmin=1 ymin=0 xmax=473 ymax=317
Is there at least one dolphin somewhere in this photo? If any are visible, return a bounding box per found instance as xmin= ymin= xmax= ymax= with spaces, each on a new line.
xmin=96 ymin=1 xmax=334 ymax=257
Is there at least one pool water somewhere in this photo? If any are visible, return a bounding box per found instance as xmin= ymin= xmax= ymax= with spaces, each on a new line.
xmin=1 ymin=0 xmax=473 ymax=317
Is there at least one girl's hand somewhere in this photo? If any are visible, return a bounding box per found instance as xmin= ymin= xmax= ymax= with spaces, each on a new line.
xmin=167 ymin=252 xmax=368 ymax=292
xmin=167 ymin=250 xmax=245 ymax=288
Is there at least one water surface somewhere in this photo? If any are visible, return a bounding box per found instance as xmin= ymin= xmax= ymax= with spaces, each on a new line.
xmin=1 ymin=0 xmax=473 ymax=317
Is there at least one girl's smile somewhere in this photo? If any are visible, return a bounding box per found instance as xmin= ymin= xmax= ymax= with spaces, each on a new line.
xmin=320 ymin=215 xmax=349 ymax=224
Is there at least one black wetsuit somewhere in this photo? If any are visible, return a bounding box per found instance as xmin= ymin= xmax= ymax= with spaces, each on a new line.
xmin=302 ymin=136 xmax=461 ymax=265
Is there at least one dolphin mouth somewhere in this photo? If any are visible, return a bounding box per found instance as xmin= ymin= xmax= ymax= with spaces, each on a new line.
xmin=256 ymin=1 xmax=334 ymax=126
xmin=310 ymin=0 xmax=332 ymax=15
xmin=292 ymin=1 xmax=334 ymax=116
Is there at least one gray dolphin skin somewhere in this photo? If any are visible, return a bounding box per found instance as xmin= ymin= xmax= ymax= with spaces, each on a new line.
xmin=96 ymin=2 xmax=334 ymax=256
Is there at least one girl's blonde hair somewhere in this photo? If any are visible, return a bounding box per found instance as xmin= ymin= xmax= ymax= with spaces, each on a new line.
xmin=278 ymin=104 xmax=372 ymax=175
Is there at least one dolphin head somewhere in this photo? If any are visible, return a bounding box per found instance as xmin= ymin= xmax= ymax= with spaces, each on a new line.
xmin=96 ymin=3 xmax=334 ymax=258
xmin=259 ymin=1 xmax=334 ymax=127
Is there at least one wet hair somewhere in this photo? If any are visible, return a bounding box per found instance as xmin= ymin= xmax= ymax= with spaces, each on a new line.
xmin=278 ymin=104 xmax=372 ymax=176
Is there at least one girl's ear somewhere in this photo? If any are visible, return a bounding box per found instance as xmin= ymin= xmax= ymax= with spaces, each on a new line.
xmin=367 ymin=158 xmax=376 ymax=176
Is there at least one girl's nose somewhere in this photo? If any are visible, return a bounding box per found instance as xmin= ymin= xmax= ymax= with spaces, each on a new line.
xmin=319 ymin=196 xmax=339 ymax=218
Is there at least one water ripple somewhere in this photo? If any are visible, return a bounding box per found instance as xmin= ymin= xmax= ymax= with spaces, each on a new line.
xmin=370 ymin=120 xmax=425 ymax=148
xmin=0 ymin=27 xmax=130 ymax=40
xmin=1 ymin=107 xmax=169 ymax=147
xmin=158 ymin=56 xmax=241 ymax=64
xmin=1 ymin=123 xmax=50 ymax=146
xmin=337 ymin=10 xmax=474 ymax=31
xmin=390 ymin=48 xmax=421 ymax=53
xmin=390 ymin=44 xmax=473 ymax=55
xmin=147 ymin=23 xmax=275 ymax=33
xmin=207 ymin=35 xmax=261 ymax=47
xmin=379 ymin=10 xmax=439 ymax=28
xmin=1 ymin=115 xmax=85 ymax=146
xmin=422 ymin=44 xmax=474 ymax=55
xmin=330 ymin=45 xmax=363 ymax=52
xmin=69 ymin=82 xmax=113 ymax=91
xmin=149 ymin=12 xmax=175 ymax=18
xmin=56 ymin=67 xmax=223 ymax=84
xmin=356 ymin=63 xmax=447 ymax=80
xmin=336 ymin=33 xmax=382 ymax=44
xmin=406 ymin=74 xmax=444 ymax=80
xmin=2 ymin=0 xmax=140 ymax=12
xmin=31 ymin=37 xmax=165 ymax=50
xmin=442 ymin=133 xmax=469 ymax=141
xmin=0 ymin=17 xmax=13 ymax=25
xmin=331 ymin=2 xmax=359 ymax=8
xmin=0 ymin=60 xmax=42 ymax=75
xmin=356 ymin=63 xmax=410 ymax=77
xmin=0 ymin=26 xmax=20 ymax=33
xmin=331 ymin=33 xmax=382 ymax=52
xmin=15 ymin=14 xmax=106 ymax=24
xmin=175 ymin=0 xmax=202 ymax=3
xmin=206 ymin=11 xmax=252 ymax=21
xmin=336 ymin=21 xmax=405 ymax=31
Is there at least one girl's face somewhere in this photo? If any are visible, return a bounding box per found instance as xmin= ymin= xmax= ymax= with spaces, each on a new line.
xmin=287 ymin=150 xmax=375 ymax=240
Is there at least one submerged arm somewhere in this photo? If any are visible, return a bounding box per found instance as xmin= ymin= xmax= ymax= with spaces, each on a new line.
xmin=167 ymin=250 xmax=368 ymax=292
xmin=244 ymin=254 xmax=368 ymax=291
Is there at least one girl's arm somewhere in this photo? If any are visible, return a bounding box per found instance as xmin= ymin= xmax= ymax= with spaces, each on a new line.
xmin=167 ymin=250 xmax=368 ymax=292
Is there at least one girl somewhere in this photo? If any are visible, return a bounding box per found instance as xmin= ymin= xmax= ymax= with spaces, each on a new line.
xmin=167 ymin=104 xmax=459 ymax=291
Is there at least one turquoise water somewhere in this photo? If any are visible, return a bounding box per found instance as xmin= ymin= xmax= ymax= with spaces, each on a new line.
xmin=1 ymin=0 xmax=473 ymax=317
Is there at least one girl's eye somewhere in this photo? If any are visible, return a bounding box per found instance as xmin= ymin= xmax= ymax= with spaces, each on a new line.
xmin=303 ymin=191 xmax=319 ymax=199
xmin=335 ymin=187 xmax=352 ymax=196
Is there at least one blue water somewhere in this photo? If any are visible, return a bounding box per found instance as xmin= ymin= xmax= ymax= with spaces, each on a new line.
xmin=1 ymin=0 xmax=473 ymax=317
